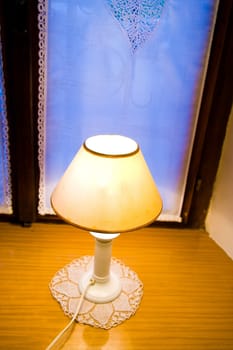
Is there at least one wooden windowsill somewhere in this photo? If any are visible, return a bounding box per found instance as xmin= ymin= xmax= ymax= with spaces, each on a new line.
xmin=0 ymin=222 xmax=233 ymax=349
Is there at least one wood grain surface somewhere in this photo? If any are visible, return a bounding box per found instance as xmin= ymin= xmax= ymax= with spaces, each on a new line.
xmin=0 ymin=222 xmax=233 ymax=349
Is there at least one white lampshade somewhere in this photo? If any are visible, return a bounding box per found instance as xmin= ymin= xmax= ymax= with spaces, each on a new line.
xmin=51 ymin=135 xmax=162 ymax=233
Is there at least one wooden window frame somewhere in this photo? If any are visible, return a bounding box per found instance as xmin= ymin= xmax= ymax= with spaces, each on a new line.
xmin=0 ymin=0 xmax=232 ymax=227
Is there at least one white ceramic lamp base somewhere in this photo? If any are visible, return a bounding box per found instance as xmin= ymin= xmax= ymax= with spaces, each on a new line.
xmin=78 ymin=232 xmax=122 ymax=303
xmin=79 ymin=270 xmax=121 ymax=303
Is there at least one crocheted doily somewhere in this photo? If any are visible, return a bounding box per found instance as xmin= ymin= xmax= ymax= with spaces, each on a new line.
xmin=49 ymin=256 xmax=143 ymax=329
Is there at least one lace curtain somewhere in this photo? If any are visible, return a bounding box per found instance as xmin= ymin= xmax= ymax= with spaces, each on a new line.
xmin=38 ymin=0 xmax=217 ymax=221
xmin=0 ymin=30 xmax=12 ymax=214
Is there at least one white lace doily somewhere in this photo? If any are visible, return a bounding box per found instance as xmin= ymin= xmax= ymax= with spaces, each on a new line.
xmin=49 ymin=256 xmax=143 ymax=329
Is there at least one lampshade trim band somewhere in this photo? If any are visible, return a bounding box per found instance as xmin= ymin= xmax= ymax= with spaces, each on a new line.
xmin=83 ymin=141 xmax=139 ymax=158
xmin=51 ymin=198 xmax=162 ymax=233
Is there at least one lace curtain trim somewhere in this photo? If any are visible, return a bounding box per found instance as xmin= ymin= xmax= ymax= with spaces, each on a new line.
xmin=37 ymin=0 xmax=49 ymax=215
xmin=0 ymin=30 xmax=12 ymax=214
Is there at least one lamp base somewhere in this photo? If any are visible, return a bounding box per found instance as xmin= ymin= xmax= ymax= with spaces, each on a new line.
xmin=79 ymin=271 xmax=121 ymax=303
xmin=49 ymin=256 xmax=143 ymax=329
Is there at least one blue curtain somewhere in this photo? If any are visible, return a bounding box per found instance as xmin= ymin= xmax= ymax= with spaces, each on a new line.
xmin=38 ymin=0 xmax=217 ymax=220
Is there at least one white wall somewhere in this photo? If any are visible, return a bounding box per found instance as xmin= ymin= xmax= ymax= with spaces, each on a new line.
xmin=206 ymin=104 xmax=233 ymax=259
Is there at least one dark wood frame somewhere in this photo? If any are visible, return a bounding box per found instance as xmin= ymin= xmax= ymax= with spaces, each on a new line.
xmin=0 ymin=0 xmax=39 ymax=224
xmin=182 ymin=0 xmax=233 ymax=227
xmin=0 ymin=0 xmax=232 ymax=227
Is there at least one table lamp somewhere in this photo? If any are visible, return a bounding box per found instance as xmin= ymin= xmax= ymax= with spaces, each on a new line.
xmin=50 ymin=134 xmax=162 ymax=328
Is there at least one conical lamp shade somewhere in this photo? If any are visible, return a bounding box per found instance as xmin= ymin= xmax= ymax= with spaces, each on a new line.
xmin=51 ymin=135 xmax=162 ymax=233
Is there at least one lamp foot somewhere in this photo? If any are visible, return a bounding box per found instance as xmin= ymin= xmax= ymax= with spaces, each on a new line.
xmin=79 ymin=271 xmax=121 ymax=303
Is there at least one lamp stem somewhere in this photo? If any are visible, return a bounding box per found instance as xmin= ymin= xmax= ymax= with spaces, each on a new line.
xmin=90 ymin=232 xmax=120 ymax=283
xmin=79 ymin=232 xmax=121 ymax=303
xmin=93 ymin=238 xmax=112 ymax=283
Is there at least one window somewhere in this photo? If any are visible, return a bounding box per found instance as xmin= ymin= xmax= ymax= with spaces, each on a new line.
xmin=0 ymin=0 xmax=232 ymax=226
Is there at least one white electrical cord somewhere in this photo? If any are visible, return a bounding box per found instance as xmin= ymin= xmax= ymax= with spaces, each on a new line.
xmin=45 ymin=278 xmax=95 ymax=350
